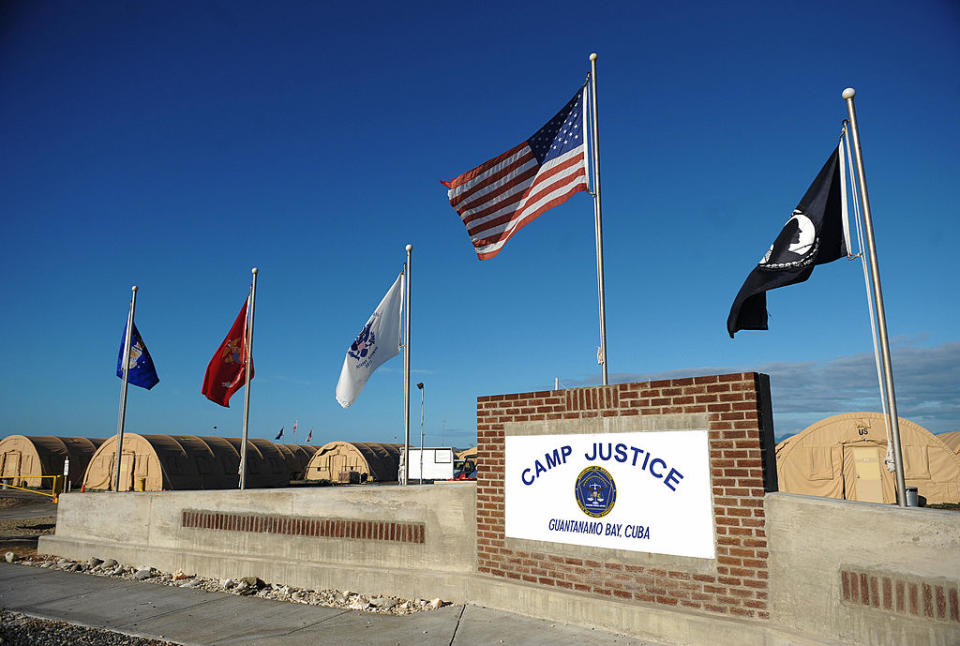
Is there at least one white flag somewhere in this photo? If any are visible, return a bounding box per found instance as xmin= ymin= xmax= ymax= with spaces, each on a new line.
xmin=335 ymin=273 xmax=403 ymax=408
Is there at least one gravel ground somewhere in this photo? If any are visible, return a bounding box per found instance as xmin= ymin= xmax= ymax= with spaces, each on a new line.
xmin=0 ymin=610 xmax=183 ymax=646
xmin=0 ymin=502 xmax=56 ymax=560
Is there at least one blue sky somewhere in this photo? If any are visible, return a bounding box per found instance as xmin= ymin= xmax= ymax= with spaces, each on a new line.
xmin=1 ymin=0 xmax=957 ymax=447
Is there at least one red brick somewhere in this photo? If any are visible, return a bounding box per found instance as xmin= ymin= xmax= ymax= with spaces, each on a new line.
xmin=936 ymin=585 xmax=947 ymax=620
xmin=923 ymin=583 xmax=934 ymax=617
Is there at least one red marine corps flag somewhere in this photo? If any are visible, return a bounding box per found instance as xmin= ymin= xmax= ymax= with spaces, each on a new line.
xmin=202 ymin=299 xmax=254 ymax=407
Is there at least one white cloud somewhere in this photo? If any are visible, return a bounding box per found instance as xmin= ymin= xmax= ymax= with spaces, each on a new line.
xmin=568 ymin=341 xmax=960 ymax=438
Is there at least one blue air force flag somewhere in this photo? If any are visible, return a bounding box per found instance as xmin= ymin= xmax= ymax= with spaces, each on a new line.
xmin=336 ymin=273 xmax=404 ymax=408
xmin=116 ymin=322 xmax=159 ymax=390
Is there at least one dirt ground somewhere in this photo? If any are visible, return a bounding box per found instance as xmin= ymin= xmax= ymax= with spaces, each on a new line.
xmin=0 ymin=494 xmax=57 ymax=559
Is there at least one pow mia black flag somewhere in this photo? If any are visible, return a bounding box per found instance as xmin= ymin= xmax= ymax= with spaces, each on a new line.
xmin=727 ymin=147 xmax=848 ymax=337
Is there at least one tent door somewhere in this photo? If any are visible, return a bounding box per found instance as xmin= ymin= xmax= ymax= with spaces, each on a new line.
xmin=2 ymin=452 xmax=21 ymax=486
xmin=331 ymin=453 xmax=349 ymax=482
xmin=118 ymin=453 xmax=136 ymax=491
xmin=851 ymin=446 xmax=884 ymax=503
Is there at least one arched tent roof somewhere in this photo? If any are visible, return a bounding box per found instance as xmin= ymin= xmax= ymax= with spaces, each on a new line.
xmin=283 ymin=444 xmax=317 ymax=480
xmin=937 ymin=432 xmax=960 ymax=456
xmin=776 ymin=413 xmax=960 ymax=505
xmin=305 ymin=441 xmax=401 ymax=483
xmin=0 ymin=435 xmax=103 ymax=487
xmin=82 ymin=435 xmax=289 ymax=491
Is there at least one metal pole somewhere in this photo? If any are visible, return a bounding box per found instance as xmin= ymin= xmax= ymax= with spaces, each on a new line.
xmin=843 ymin=88 xmax=908 ymax=507
xmin=589 ymin=52 xmax=609 ymax=386
xmin=239 ymin=267 xmax=258 ymax=490
xmin=113 ymin=285 xmax=137 ymax=492
xmin=403 ymin=245 xmax=412 ymax=486
xmin=418 ymin=383 xmax=425 ymax=484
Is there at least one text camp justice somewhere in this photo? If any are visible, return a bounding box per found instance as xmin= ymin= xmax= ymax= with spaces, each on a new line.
xmin=518 ymin=441 xmax=685 ymax=492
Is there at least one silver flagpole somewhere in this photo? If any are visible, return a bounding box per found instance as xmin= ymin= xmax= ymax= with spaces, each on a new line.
xmin=239 ymin=267 xmax=258 ymax=490
xmin=843 ymin=88 xmax=908 ymax=507
xmin=589 ymin=52 xmax=609 ymax=386
xmin=113 ymin=285 xmax=138 ymax=492
xmin=402 ymin=244 xmax=412 ymax=486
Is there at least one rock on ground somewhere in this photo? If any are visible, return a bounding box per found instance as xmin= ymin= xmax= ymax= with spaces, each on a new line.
xmin=15 ymin=554 xmax=450 ymax=617
xmin=0 ymin=609 xmax=183 ymax=646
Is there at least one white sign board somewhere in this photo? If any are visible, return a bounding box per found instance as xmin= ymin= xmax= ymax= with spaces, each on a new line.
xmin=504 ymin=431 xmax=715 ymax=559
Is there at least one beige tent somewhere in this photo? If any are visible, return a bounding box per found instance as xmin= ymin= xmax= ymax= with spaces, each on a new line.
xmin=776 ymin=413 xmax=960 ymax=505
xmin=82 ymin=435 xmax=289 ymax=491
xmin=937 ymin=432 xmax=960 ymax=457
xmin=0 ymin=435 xmax=103 ymax=488
xmin=304 ymin=441 xmax=401 ymax=483
xmin=456 ymin=446 xmax=478 ymax=462
xmin=456 ymin=446 xmax=478 ymax=473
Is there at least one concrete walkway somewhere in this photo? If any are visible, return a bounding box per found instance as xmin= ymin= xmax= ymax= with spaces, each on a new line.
xmin=0 ymin=563 xmax=658 ymax=645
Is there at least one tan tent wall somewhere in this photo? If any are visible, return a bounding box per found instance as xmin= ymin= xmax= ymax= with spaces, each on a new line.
xmin=275 ymin=443 xmax=297 ymax=479
xmin=221 ymin=438 xmax=287 ymax=488
xmin=937 ymin=431 xmax=960 ymax=456
xmin=0 ymin=435 xmax=103 ymax=488
xmin=776 ymin=413 xmax=960 ymax=505
xmin=304 ymin=441 xmax=400 ymax=483
xmin=198 ymin=436 xmax=241 ymax=489
xmin=82 ymin=435 xmax=289 ymax=492
xmin=249 ymin=439 xmax=289 ymax=486
xmin=283 ymin=444 xmax=317 ymax=480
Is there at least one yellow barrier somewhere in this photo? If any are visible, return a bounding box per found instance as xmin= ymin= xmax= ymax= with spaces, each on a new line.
xmin=0 ymin=475 xmax=62 ymax=503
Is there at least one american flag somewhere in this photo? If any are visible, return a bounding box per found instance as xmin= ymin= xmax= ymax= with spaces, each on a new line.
xmin=442 ymin=86 xmax=590 ymax=260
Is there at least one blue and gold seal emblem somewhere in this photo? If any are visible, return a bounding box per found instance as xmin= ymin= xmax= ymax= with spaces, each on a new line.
xmin=574 ymin=466 xmax=616 ymax=518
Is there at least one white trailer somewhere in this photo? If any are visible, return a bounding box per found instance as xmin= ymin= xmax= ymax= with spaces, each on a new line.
xmin=400 ymin=447 xmax=454 ymax=481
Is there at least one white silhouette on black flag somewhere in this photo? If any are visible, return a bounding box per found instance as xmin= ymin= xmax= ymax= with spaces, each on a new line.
xmin=727 ymin=147 xmax=848 ymax=337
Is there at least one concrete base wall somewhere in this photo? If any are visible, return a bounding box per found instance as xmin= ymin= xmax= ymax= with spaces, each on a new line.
xmin=767 ymin=492 xmax=960 ymax=646
xmin=40 ymin=479 xmax=960 ymax=645
xmin=40 ymin=482 xmax=477 ymax=603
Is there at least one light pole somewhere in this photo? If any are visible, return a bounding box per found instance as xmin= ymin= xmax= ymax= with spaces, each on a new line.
xmin=417 ymin=382 xmax=424 ymax=484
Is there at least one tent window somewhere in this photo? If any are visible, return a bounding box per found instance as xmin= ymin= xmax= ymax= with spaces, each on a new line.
xmin=903 ymin=446 xmax=931 ymax=479
xmin=802 ymin=447 xmax=835 ymax=480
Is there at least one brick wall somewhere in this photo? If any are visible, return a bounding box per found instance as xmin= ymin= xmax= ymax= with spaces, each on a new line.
xmin=182 ymin=509 xmax=425 ymax=543
xmin=841 ymin=567 xmax=960 ymax=624
xmin=476 ymin=373 xmax=774 ymax=619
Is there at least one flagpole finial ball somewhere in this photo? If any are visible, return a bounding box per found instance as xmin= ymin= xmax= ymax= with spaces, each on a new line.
xmin=842 ymin=88 xmax=856 ymax=100
xmin=251 ymin=267 xmax=258 ymax=275
xmin=406 ymin=244 xmax=413 ymax=252
xmin=590 ymin=53 xmax=598 ymax=62
xmin=131 ymin=285 xmax=138 ymax=293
